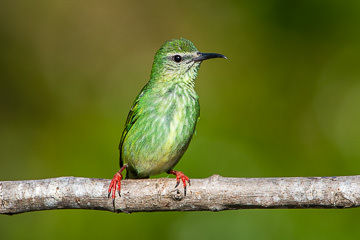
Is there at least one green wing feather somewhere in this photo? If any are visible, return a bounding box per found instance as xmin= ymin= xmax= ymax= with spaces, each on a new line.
xmin=118 ymin=86 xmax=147 ymax=167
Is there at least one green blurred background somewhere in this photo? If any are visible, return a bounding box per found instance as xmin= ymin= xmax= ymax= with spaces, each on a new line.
xmin=1 ymin=0 xmax=360 ymax=239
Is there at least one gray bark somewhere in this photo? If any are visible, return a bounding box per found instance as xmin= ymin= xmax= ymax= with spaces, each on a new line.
xmin=1 ymin=175 xmax=360 ymax=215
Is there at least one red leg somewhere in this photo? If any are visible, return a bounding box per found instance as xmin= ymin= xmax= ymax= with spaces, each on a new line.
xmin=167 ymin=169 xmax=190 ymax=196
xmin=108 ymin=164 xmax=128 ymax=200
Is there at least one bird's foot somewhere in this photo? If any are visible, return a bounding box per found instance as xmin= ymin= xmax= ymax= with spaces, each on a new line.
xmin=167 ymin=169 xmax=190 ymax=196
xmin=108 ymin=164 xmax=128 ymax=208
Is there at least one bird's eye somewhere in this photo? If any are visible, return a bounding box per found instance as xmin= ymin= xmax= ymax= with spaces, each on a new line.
xmin=173 ymin=55 xmax=182 ymax=63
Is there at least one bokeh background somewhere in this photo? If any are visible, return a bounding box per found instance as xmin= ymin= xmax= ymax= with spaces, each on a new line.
xmin=1 ymin=0 xmax=360 ymax=239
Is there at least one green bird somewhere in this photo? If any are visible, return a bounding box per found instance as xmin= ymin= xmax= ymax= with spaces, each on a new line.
xmin=108 ymin=38 xmax=226 ymax=200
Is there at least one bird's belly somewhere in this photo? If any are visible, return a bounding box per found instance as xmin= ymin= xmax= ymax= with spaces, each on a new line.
xmin=122 ymin=105 xmax=197 ymax=178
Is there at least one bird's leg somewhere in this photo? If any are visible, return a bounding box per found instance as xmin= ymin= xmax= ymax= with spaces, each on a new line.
xmin=167 ymin=169 xmax=191 ymax=196
xmin=108 ymin=164 xmax=128 ymax=201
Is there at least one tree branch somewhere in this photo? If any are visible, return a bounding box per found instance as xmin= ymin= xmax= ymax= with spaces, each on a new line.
xmin=1 ymin=175 xmax=360 ymax=215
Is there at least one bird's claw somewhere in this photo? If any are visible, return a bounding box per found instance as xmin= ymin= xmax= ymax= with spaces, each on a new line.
xmin=108 ymin=171 xmax=123 ymax=200
xmin=168 ymin=170 xmax=190 ymax=196
xmin=107 ymin=165 xmax=128 ymax=211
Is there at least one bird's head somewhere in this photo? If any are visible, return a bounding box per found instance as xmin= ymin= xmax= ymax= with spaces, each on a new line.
xmin=150 ymin=38 xmax=226 ymax=84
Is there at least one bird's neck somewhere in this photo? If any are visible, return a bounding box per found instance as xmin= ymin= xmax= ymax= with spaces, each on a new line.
xmin=152 ymin=77 xmax=196 ymax=94
xmin=150 ymin=62 xmax=200 ymax=90
xmin=144 ymin=76 xmax=198 ymax=103
xmin=151 ymin=71 xmax=198 ymax=90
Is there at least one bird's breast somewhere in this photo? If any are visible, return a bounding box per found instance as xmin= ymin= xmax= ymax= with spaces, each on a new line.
xmin=122 ymin=85 xmax=199 ymax=177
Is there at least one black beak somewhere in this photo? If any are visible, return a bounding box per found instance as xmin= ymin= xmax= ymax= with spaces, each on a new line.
xmin=194 ymin=52 xmax=227 ymax=62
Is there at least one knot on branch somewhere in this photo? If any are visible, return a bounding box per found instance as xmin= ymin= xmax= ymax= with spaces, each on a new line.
xmin=170 ymin=188 xmax=184 ymax=201
xmin=334 ymin=192 xmax=356 ymax=208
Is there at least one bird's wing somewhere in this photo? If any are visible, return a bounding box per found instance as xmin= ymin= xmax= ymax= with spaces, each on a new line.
xmin=118 ymin=88 xmax=146 ymax=167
